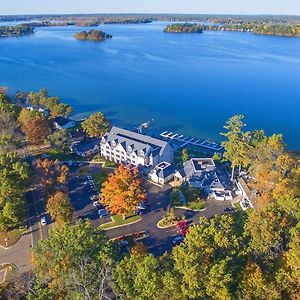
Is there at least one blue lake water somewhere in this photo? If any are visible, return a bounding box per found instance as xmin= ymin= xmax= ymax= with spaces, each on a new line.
xmin=0 ymin=22 xmax=300 ymax=148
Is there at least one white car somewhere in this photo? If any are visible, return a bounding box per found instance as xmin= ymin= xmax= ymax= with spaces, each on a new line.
xmin=40 ymin=216 xmax=47 ymax=226
xmin=93 ymin=201 xmax=100 ymax=207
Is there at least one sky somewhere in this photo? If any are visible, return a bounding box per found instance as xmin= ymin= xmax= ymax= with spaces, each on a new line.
xmin=0 ymin=0 xmax=300 ymax=16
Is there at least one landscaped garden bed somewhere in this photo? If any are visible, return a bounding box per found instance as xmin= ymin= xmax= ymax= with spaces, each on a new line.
xmin=170 ymin=184 xmax=206 ymax=211
xmin=100 ymin=214 xmax=141 ymax=230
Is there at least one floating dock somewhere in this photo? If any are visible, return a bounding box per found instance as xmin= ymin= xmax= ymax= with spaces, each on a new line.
xmin=160 ymin=131 xmax=224 ymax=151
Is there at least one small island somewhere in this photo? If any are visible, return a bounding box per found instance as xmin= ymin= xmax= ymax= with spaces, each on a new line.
xmin=74 ymin=30 xmax=112 ymax=41
xmin=0 ymin=24 xmax=34 ymax=38
xmin=163 ymin=23 xmax=204 ymax=33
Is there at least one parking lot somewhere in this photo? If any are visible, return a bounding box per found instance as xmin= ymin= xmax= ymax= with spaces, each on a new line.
xmin=68 ymin=165 xmax=112 ymax=226
xmin=67 ymin=163 xmax=235 ymax=256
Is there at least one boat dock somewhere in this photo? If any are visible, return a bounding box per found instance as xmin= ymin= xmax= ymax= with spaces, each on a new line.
xmin=160 ymin=131 xmax=224 ymax=151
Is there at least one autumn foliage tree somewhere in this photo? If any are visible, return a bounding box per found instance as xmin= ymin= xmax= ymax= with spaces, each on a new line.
xmin=18 ymin=108 xmax=51 ymax=145
xmin=100 ymin=165 xmax=146 ymax=216
xmin=35 ymin=159 xmax=69 ymax=194
xmin=46 ymin=192 xmax=74 ymax=226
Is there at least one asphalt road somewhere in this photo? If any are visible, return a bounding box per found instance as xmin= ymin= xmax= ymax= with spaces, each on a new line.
xmin=104 ymin=181 xmax=233 ymax=256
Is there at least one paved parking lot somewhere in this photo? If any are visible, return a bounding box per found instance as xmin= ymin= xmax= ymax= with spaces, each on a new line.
xmin=68 ymin=171 xmax=111 ymax=227
xmin=67 ymin=164 xmax=234 ymax=256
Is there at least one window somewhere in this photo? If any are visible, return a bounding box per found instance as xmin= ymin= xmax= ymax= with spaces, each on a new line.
xmin=140 ymin=150 xmax=144 ymax=156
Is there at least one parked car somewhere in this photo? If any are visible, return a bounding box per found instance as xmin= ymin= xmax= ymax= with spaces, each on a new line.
xmin=90 ymin=194 xmax=99 ymax=201
xmin=172 ymin=235 xmax=184 ymax=245
xmin=135 ymin=209 xmax=145 ymax=215
xmin=141 ymin=200 xmax=150 ymax=207
xmin=98 ymin=209 xmax=109 ymax=218
xmin=40 ymin=216 xmax=47 ymax=226
xmin=93 ymin=201 xmax=100 ymax=207
xmin=224 ymin=207 xmax=236 ymax=213
xmin=136 ymin=204 xmax=147 ymax=211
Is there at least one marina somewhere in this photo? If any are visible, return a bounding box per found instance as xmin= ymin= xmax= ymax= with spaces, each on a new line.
xmin=160 ymin=131 xmax=224 ymax=151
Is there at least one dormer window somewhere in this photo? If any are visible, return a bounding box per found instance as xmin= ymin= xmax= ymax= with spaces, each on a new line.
xmin=101 ymin=137 xmax=106 ymax=143
xmin=128 ymin=146 xmax=132 ymax=152
xmin=140 ymin=150 xmax=144 ymax=156
xmin=112 ymin=140 xmax=117 ymax=147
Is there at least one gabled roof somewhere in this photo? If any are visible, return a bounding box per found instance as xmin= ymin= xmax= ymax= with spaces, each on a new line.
xmin=150 ymin=162 xmax=175 ymax=179
xmin=73 ymin=138 xmax=100 ymax=153
xmin=102 ymin=126 xmax=171 ymax=158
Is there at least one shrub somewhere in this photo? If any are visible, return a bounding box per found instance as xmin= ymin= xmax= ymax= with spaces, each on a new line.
xmin=170 ymin=188 xmax=182 ymax=206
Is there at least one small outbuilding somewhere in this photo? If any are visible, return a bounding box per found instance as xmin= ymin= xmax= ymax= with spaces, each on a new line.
xmin=72 ymin=138 xmax=101 ymax=157
xmin=148 ymin=161 xmax=175 ymax=185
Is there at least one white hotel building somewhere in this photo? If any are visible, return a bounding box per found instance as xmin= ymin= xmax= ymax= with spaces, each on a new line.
xmin=100 ymin=126 xmax=174 ymax=167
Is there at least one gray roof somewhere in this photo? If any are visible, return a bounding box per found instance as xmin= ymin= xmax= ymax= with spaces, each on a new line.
xmin=102 ymin=126 xmax=170 ymax=157
xmin=150 ymin=162 xmax=175 ymax=179
xmin=73 ymin=138 xmax=100 ymax=153
xmin=178 ymin=158 xmax=216 ymax=179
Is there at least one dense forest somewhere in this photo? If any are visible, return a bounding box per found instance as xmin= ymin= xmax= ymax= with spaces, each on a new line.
xmin=74 ymin=29 xmax=112 ymax=41
xmin=163 ymin=23 xmax=204 ymax=33
xmin=0 ymin=24 xmax=34 ymax=37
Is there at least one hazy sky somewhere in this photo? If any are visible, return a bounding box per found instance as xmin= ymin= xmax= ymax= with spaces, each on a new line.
xmin=1 ymin=0 xmax=300 ymax=15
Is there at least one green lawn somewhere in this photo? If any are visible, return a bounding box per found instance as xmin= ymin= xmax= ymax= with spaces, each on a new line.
xmin=0 ymin=228 xmax=25 ymax=248
xmin=92 ymin=173 xmax=108 ymax=189
xmin=186 ymin=201 xmax=206 ymax=210
xmin=101 ymin=214 xmax=141 ymax=229
xmin=43 ymin=149 xmax=81 ymax=161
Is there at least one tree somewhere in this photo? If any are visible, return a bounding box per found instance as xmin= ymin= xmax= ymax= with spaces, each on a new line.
xmin=171 ymin=215 xmax=241 ymax=299
xmin=100 ymin=165 xmax=146 ymax=216
xmin=181 ymin=148 xmax=189 ymax=162
xmin=0 ymin=90 xmax=21 ymax=151
xmin=130 ymin=242 xmax=148 ymax=256
xmin=47 ymin=129 xmax=70 ymax=153
xmin=81 ymin=112 xmax=111 ymax=138
xmin=113 ymin=254 xmax=163 ymax=300
xmin=0 ymin=151 xmax=29 ymax=231
xmin=237 ymin=263 xmax=280 ymax=300
xmin=18 ymin=108 xmax=51 ymax=145
xmin=221 ymin=115 xmax=251 ymax=181
xmin=35 ymin=159 xmax=69 ymax=194
xmin=28 ymin=89 xmax=72 ymax=117
xmin=46 ymin=192 xmax=74 ymax=226
xmin=32 ymin=220 xmax=116 ymax=299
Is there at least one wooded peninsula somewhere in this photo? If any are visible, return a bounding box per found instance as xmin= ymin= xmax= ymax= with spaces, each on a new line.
xmin=74 ymin=30 xmax=112 ymax=41
xmin=163 ymin=22 xmax=300 ymax=37
xmin=0 ymin=24 xmax=34 ymax=37
xmin=163 ymin=23 xmax=204 ymax=33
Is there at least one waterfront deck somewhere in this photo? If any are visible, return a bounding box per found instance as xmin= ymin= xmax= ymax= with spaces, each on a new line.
xmin=160 ymin=131 xmax=224 ymax=151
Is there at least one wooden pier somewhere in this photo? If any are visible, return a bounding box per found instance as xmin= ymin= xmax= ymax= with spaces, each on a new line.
xmin=160 ymin=131 xmax=224 ymax=151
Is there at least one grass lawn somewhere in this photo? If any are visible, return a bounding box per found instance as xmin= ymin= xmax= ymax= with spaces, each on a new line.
xmin=0 ymin=228 xmax=25 ymax=248
xmin=101 ymin=214 xmax=141 ymax=230
xmin=186 ymin=201 xmax=206 ymax=210
xmin=44 ymin=149 xmax=81 ymax=161
xmin=92 ymin=173 xmax=108 ymax=189
xmin=92 ymin=157 xmax=116 ymax=168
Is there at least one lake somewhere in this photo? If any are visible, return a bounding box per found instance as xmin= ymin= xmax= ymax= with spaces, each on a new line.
xmin=0 ymin=22 xmax=300 ymax=148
